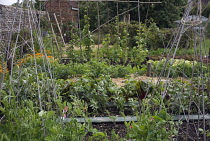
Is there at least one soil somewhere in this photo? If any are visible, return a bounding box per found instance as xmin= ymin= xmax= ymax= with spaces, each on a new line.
xmin=88 ymin=107 xmax=134 ymax=117
xmin=111 ymin=75 xmax=188 ymax=87
xmin=92 ymin=123 xmax=127 ymax=139
xmin=176 ymin=120 xmax=210 ymax=141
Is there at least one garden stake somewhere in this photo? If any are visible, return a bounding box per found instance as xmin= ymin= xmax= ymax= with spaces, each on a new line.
xmin=147 ymin=62 xmax=152 ymax=77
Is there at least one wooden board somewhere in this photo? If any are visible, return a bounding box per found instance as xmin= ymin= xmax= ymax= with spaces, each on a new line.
xmin=60 ymin=115 xmax=210 ymax=123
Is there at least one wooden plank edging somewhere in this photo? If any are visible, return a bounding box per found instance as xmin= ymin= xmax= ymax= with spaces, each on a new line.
xmin=60 ymin=115 xmax=210 ymax=123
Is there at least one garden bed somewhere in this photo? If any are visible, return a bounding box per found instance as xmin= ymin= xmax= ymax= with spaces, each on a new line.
xmin=149 ymin=55 xmax=210 ymax=63
xmin=90 ymin=121 xmax=210 ymax=141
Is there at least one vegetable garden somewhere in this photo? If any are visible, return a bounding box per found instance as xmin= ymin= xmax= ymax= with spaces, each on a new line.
xmin=0 ymin=0 xmax=210 ymax=140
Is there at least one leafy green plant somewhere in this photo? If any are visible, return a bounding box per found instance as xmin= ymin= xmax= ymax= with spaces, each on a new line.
xmin=0 ymin=87 xmax=107 ymax=141
xmin=101 ymin=34 xmax=111 ymax=58
xmin=88 ymin=129 xmax=109 ymax=141
xmin=0 ymin=100 xmax=90 ymax=140
xmin=125 ymin=99 xmax=177 ymax=141
xmin=121 ymin=79 xmax=154 ymax=101
xmin=61 ymin=75 xmax=117 ymax=114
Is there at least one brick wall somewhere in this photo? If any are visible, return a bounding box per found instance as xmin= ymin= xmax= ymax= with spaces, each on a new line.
xmin=45 ymin=1 xmax=79 ymax=24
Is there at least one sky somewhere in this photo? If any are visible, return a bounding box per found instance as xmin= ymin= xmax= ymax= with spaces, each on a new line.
xmin=0 ymin=0 xmax=22 ymax=6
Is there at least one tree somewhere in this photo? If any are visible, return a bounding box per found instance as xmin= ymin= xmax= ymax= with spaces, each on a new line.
xmin=79 ymin=1 xmax=111 ymax=30
xmin=79 ymin=0 xmax=187 ymax=29
xmin=130 ymin=0 xmax=187 ymax=28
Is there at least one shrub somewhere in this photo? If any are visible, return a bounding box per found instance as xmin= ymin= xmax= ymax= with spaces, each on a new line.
xmin=102 ymin=21 xmax=173 ymax=50
xmin=52 ymin=60 xmax=136 ymax=79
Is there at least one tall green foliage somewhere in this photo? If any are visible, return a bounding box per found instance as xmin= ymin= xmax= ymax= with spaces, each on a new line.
xmin=143 ymin=0 xmax=187 ymax=28
xmin=79 ymin=0 xmax=187 ymax=29
xmin=79 ymin=2 xmax=110 ymax=30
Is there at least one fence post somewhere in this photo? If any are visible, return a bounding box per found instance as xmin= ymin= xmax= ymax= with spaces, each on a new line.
xmin=147 ymin=62 xmax=152 ymax=77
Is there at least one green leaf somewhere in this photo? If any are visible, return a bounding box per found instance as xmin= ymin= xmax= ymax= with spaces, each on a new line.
xmin=206 ymin=131 xmax=210 ymax=137
xmin=49 ymin=126 xmax=58 ymax=134
xmin=44 ymin=136 xmax=53 ymax=141
xmin=152 ymin=116 xmax=163 ymax=122
xmin=1 ymin=134 xmax=10 ymax=141
xmin=0 ymin=90 xmax=7 ymax=96
xmin=93 ymin=132 xmax=106 ymax=137
xmin=90 ymin=128 xmax=98 ymax=133
xmin=102 ymin=138 xmax=108 ymax=141
xmin=47 ymin=111 xmax=55 ymax=118
xmin=158 ymin=109 xmax=169 ymax=120
xmin=152 ymin=98 xmax=160 ymax=105
xmin=0 ymin=106 xmax=5 ymax=113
